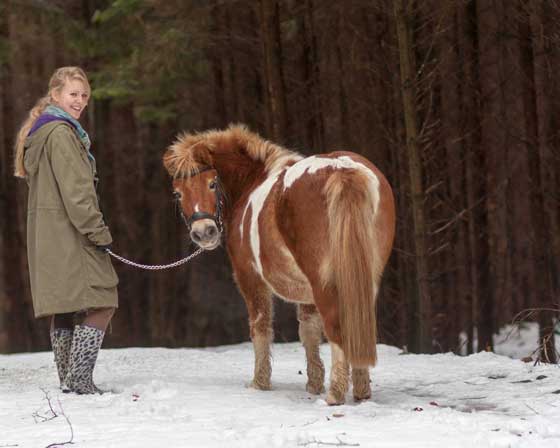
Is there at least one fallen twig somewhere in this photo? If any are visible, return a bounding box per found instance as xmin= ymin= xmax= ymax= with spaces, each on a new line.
xmin=298 ymin=435 xmax=360 ymax=447
xmin=32 ymin=388 xmax=58 ymax=423
xmin=525 ymin=403 xmax=540 ymax=415
xmin=32 ymin=388 xmax=74 ymax=448
xmin=44 ymin=397 xmax=74 ymax=448
xmin=302 ymin=419 xmax=319 ymax=427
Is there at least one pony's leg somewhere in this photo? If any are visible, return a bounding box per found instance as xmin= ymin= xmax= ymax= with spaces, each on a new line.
xmin=297 ymin=304 xmax=325 ymax=394
xmin=236 ymin=274 xmax=274 ymax=391
xmin=310 ymin=286 xmax=349 ymax=405
xmin=351 ymin=367 xmax=371 ymax=401
xmin=326 ymin=343 xmax=349 ymax=405
xmin=249 ymin=297 xmax=273 ymax=390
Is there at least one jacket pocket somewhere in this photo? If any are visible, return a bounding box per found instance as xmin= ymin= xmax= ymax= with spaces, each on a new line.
xmin=83 ymin=245 xmax=119 ymax=288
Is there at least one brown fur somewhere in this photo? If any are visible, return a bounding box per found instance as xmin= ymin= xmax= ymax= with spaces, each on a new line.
xmin=163 ymin=124 xmax=301 ymax=179
xmin=163 ymin=125 xmax=395 ymax=404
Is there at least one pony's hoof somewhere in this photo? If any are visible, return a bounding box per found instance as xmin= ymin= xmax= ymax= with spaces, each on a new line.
xmin=353 ymin=385 xmax=371 ymax=402
xmin=249 ymin=380 xmax=272 ymax=391
xmin=306 ymin=383 xmax=325 ymax=395
xmin=353 ymin=392 xmax=371 ymax=402
xmin=326 ymin=391 xmax=345 ymax=406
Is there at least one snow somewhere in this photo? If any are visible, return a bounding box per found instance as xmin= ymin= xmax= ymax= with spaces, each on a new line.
xmin=494 ymin=322 xmax=559 ymax=361
xmin=1 ymin=339 xmax=560 ymax=447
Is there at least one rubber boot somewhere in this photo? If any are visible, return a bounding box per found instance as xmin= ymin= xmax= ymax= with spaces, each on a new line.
xmin=50 ymin=328 xmax=73 ymax=390
xmin=63 ymin=325 xmax=105 ymax=394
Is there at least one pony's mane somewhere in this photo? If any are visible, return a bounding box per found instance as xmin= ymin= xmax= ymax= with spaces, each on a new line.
xmin=163 ymin=124 xmax=302 ymax=178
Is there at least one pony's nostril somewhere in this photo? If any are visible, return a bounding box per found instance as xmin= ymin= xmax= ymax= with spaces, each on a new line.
xmin=206 ymin=226 xmax=217 ymax=238
xmin=191 ymin=230 xmax=202 ymax=242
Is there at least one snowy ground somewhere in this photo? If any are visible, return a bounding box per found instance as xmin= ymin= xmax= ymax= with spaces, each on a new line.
xmin=1 ymin=332 xmax=560 ymax=448
xmin=493 ymin=322 xmax=558 ymax=361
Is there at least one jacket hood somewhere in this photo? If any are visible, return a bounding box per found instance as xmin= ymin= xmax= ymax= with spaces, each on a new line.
xmin=24 ymin=121 xmax=70 ymax=176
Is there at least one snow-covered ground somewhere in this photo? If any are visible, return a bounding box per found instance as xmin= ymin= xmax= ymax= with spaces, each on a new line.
xmin=494 ymin=322 xmax=558 ymax=361
xmin=1 ymin=332 xmax=559 ymax=447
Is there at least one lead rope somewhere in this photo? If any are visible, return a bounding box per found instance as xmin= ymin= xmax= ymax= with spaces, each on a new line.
xmin=106 ymin=247 xmax=204 ymax=271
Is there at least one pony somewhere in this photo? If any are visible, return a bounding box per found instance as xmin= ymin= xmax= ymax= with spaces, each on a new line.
xmin=163 ymin=124 xmax=395 ymax=405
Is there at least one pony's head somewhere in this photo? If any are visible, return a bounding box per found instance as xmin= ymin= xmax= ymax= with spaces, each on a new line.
xmin=163 ymin=133 xmax=224 ymax=250
xmin=163 ymin=124 xmax=302 ymax=249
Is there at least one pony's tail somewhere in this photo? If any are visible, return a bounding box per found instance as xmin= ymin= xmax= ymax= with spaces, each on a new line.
xmin=324 ymin=169 xmax=382 ymax=367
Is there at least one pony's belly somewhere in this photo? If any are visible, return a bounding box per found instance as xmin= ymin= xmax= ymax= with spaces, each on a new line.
xmin=270 ymin=282 xmax=313 ymax=305
xmin=266 ymin=274 xmax=314 ymax=304
xmin=262 ymin=248 xmax=314 ymax=304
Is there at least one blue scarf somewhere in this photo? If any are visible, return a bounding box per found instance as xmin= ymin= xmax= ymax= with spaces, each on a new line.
xmin=29 ymin=105 xmax=95 ymax=165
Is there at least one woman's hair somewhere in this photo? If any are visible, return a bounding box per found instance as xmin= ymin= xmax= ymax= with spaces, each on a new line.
xmin=13 ymin=66 xmax=91 ymax=178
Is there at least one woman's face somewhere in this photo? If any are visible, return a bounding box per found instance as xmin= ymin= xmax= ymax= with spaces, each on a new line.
xmin=52 ymin=78 xmax=90 ymax=120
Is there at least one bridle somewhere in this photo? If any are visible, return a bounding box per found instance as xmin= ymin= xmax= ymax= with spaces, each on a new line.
xmin=176 ymin=166 xmax=226 ymax=235
xmin=103 ymin=165 xmax=223 ymax=271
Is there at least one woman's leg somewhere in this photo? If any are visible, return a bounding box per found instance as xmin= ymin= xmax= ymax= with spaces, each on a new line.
xmin=81 ymin=307 xmax=115 ymax=331
xmin=50 ymin=313 xmax=75 ymax=389
xmin=50 ymin=313 xmax=74 ymax=332
xmin=65 ymin=307 xmax=116 ymax=394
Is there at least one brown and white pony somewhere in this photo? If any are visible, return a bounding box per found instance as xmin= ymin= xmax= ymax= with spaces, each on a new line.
xmin=163 ymin=125 xmax=395 ymax=405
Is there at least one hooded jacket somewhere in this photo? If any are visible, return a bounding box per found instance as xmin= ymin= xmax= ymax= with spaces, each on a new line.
xmin=24 ymin=121 xmax=118 ymax=318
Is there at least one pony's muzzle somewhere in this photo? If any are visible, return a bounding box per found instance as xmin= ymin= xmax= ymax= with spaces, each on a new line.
xmin=190 ymin=219 xmax=220 ymax=250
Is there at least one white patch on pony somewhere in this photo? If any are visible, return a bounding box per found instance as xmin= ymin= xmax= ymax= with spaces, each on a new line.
xmin=240 ymin=201 xmax=249 ymax=240
xmin=242 ymin=171 xmax=282 ymax=275
xmin=194 ymin=204 xmax=200 ymax=212
xmin=283 ymin=155 xmax=381 ymax=213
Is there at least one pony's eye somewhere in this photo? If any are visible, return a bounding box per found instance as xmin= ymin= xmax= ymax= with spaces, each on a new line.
xmin=173 ymin=191 xmax=181 ymax=200
xmin=209 ymin=180 xmax=217 ymax=190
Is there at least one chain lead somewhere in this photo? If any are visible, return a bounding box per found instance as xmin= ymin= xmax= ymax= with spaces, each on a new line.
xmin=106 ymin=247 xmax=204 ymax=271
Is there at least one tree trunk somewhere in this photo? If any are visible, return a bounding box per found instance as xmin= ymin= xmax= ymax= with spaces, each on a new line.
xmin=502 ymin=2 xmax=534 ymax=324
xmin=210 ymin=6 xmax=228 ymax=125
xmin=528 ymin=0 xmax=557 ymax=362
xmin=457 ymin=0 xmax=488 ymax=355
xmin=438 ymin=1 xmax=469 ymax=353
xmin=302 ymin=0 xmax=324 ymax=151
xmin=476 ymin=0 xmax=508 ymax=351
xmin=394 ymin=0 xmax=432 ymax=353
xmin=259 ymin=0 xmax=288 ymax=141
xmin=0 ymin=3 xmax=8 ymax=351
xmin=1 ymin=4 xmax=48 ymax=352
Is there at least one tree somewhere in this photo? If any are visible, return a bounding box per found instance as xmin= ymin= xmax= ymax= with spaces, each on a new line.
xmin=393 ymin=0 xmax=432 ymax=353
xmin=259 ymin=0 xmax=288 ymax=141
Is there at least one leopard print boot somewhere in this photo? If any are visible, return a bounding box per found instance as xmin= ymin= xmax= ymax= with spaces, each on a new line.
xmin=50 ymin=328 xmax=73 ymax=389
xmin=63 ymin=325 xmax=105 ymax=394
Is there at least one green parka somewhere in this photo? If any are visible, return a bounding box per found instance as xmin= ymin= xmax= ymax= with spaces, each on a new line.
xmin=24 ymin=121 xmax=118 ymax=318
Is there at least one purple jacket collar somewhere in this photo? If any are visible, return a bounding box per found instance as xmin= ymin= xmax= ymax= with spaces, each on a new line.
xmin=28 ymin=114 xmax=76 ymax=136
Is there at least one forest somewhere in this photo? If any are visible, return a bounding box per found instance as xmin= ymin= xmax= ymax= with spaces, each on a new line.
xmin=0 ymin=0 xmax=558 ymax=361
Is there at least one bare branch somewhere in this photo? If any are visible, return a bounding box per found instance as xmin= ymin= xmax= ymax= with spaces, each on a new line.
xmin=32 ymin=388 xmax=58 ymax=423
xmin=44 ymin=397 xmax=74 ymax=448
xmin=31 ymin=389 xmax=75 ymax=448
xmin=298 ymin=435 xmax=360 ymax=447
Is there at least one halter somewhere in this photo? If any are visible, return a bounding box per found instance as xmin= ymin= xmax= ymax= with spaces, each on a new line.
xmin=177 ymin=166 xmax=226 ymax=235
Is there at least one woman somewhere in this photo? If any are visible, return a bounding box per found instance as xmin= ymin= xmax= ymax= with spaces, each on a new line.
xmin=14 ymin=66 xmax=118 ymax=394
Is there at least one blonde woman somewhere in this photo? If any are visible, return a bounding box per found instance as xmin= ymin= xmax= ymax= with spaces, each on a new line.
xmin=14 ymin=67 xmax=118 ymax=394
